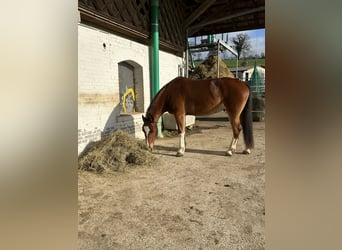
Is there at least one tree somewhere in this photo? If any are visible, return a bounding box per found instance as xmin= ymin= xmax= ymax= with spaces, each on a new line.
xmin=230 ymin=33 xmax=251 ymax=60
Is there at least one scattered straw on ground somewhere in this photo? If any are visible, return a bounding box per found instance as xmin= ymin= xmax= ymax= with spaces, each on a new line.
xmin=190 ymin=55 xmax=235 ymax=79
xmin=78 ymin=130 xmax=157 ymax=173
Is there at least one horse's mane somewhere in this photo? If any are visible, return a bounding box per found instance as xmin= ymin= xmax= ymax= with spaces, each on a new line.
xmin=146 ymin=79 xmax=173 ymax=115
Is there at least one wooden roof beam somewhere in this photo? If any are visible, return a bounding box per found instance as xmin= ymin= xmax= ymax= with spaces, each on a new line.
xmin=183 ymin=0 xmax=216 ymax=28
xmin=188 ymin=6 xmax=265 ymax=35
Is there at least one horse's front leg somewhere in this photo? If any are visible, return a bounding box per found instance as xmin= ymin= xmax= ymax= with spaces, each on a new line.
xmin=177 ymin=132 xmax=186 ymax=156
xmin=175 ymin=113 xmax=186 ymax=157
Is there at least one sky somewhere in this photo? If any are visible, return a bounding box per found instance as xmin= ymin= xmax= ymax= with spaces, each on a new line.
xmin=189 ymin=28 xmax=265 ymax=59
xmin=224 ymin=29 xmax=265 ymax=57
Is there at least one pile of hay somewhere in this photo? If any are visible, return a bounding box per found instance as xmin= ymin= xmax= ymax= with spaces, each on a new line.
xmin=190 ymin=55 xmax=235 ymax=79
xmin=78 ymin=130 xmax=156 ymax=173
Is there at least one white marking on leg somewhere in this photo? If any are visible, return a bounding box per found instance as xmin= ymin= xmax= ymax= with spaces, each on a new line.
xmin=177 ymin=132 xmax=185 ymax=156
xmin=226 ymin=137 xmax=238 ymax=156
xmin=232 ymin=138 xmax=239 ymax=151
xmin=179 ymin=132 xmax=185 ymax=149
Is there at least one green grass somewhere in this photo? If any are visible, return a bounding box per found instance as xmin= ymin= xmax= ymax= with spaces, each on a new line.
xmin=193 ymin=58 xmax=265 ymax=68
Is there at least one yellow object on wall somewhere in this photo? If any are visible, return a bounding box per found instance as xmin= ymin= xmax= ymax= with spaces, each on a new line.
xmin=122 ymin=88 xmax=136 ymax=113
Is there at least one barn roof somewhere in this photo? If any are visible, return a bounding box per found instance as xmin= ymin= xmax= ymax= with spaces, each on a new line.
xmin=183 ymin=0 xmax=265 ymax=36
xmin=78 ymin=0 xmax=265 ymax=54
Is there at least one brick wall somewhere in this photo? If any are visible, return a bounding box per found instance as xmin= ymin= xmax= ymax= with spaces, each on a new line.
xmin=78 ymin=24 xmax=183 ymax=155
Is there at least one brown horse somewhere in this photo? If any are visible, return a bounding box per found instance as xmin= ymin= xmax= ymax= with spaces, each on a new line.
xmin=142 ymin=76 xmax=254 ymax=156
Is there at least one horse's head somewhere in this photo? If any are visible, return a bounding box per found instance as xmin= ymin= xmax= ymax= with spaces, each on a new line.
xmin=142 ymin=113 xmax=157 ymax=151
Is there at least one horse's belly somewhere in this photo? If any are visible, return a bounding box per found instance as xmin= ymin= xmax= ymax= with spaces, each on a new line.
xmin=204 ymin=103 xmax=225 ymax=115
xmin=187 ymin=103 xmax=225 ymax=116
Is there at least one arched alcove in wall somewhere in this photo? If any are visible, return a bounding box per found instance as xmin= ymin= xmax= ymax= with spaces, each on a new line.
xmin=118 ymin=60 xmax=144 ymax=114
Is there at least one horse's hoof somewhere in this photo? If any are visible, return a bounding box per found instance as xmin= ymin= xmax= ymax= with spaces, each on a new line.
xmin=176 ymin=151 xmax=184 ymax=157
xmin=225 ymin=150 xmax=233 ymax=156
xmin=243 ymin=149 xmax=251 ymax=154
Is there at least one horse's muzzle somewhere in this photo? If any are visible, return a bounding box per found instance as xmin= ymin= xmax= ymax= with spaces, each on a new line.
xmin=146 ymin=142 xmax=153 ymax=152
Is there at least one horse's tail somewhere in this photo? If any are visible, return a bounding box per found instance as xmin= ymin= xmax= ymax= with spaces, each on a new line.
xmin=241 ymin=88 xmax=254 ymax=149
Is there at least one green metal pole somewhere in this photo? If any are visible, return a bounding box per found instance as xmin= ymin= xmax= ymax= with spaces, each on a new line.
xmin=151 ymin=0 xmax=162 ymax=137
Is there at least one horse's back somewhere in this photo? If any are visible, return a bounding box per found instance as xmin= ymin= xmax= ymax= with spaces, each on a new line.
xmin=168 ymin=77 xmax=223 ymax=115
xmin=174 ymin=77 xmax=249 ymax=99
xmin=218 ymin=77 xmax=250 ymax=99
xmin=164 ymin=77 xmax=249 ymax=115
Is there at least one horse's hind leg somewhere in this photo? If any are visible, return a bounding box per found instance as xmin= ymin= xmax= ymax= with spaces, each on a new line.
xmin=226 ymin=115 xmax=242 ymax=156
xmin=174 ymin=113 xmax=186 ymax=157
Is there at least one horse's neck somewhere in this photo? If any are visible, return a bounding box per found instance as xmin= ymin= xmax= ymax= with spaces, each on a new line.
xmin=148 ymin=92 xmax=165 ymax=121
xmin=148 ymin=102 xmax=164 ymax=122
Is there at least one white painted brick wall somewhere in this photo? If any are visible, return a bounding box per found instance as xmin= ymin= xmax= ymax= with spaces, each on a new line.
xmin=159 ymin=50 xmax=183 ymax=88
xmin=78 ymin=24 xmax=183 ymax=154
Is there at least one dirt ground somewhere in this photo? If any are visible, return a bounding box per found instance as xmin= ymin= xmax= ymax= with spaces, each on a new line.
xmin=78 ymin=114 xmax=265 ymax=250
